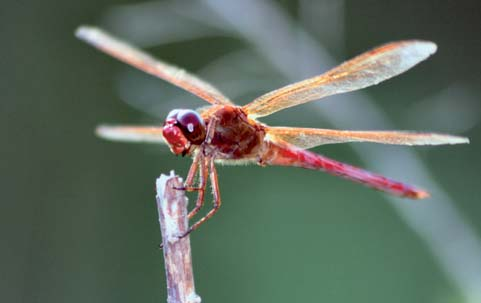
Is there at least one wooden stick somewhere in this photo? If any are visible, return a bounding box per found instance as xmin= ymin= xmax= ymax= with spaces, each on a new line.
xmin=156 ymin=172 xmax=201 ymax=303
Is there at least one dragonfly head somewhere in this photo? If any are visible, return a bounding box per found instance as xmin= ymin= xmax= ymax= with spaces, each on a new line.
xmin=162 ymin=109 xmax=206 ymax=156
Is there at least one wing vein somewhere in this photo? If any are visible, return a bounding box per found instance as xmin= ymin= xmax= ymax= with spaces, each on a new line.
xmin=76 ymin=26 xmax=233 ymax=105
xmin=244 ymin=40 xmax=437 ymax=117
xmin=266 ymin=127 xmax=469 ymax=149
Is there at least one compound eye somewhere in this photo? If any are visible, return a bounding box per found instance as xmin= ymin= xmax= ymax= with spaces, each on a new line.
xmin=176 ymin=110 xmax=206 ymax=145
xmin=166 ymin=109 xmax=181 ymax=120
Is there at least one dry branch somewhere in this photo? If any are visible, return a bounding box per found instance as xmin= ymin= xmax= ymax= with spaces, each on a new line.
xmin=156 ymin=172 xmax=201 ymax=303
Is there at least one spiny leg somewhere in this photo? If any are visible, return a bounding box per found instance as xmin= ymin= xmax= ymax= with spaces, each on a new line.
xmin=204 ymin=116 xmax=219 ymax=144
xmin=172 ymin=152 xmax=208 ymax=219
xmin=159 ymin=154 xmax=207 ymax=250
xmin=187 ymin=155 xmax=208 ymax=219
xmin=185 ymin=116 xmax=219 ymax=219
xmin=182 ymin=116 xmax=220 ymax=218
xmin=180 ymin=157 xmax=222 ymax=238
xmin=175 ymin=152 xmax=202 ymax=191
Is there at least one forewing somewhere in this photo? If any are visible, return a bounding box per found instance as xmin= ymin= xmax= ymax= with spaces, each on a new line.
xmin=266 ymin=127 xmax=469 ymax=149
xmin=76 ymin=26 xmax=233 ymax=105
xmin=244 ymin=40 xmax=437 ymax=118
xmin=96 ymin=125 xmax=166 ymax=144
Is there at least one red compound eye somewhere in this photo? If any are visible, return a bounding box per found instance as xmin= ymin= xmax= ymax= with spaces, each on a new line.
xmin=166 ymin=109 xmax=182 ymax=120
xmin=175 ymin=110 xmax=206 ymax=145
xmin=165 ymin=109 xmax=206 ymax=145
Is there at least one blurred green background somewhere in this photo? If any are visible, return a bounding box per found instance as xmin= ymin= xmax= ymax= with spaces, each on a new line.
xmin=2 ymin=0 xmax=481 ymax=302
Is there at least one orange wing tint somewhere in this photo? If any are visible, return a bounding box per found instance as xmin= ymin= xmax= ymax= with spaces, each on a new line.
xmin=96 ymin=125 xmax=166 ymax=144
xmin=244 ymin=40 xmax=437 ymax=118
xmin=76 ymin=26 xmax=233 ymax=106
xmin=266 ymin=127 xmax=469 ymax=149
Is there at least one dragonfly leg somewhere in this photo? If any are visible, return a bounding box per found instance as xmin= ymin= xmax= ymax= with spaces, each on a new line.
xmin=180 ymin=157 xmax=221 ymax=239
xmin=204 ymin=116 xmax=219 ymax=145
xmin=173 ymin=153 xmax=202 ymax=191
xmin=172 ymin=152 xmax=208 ymax=219
xmin=181 ymin=116 xmax=219 ymax=219
xmin=187 ymin=155 xmax=208 ymax=219
xmin=159 ymin=154 xmax=208 ymax=249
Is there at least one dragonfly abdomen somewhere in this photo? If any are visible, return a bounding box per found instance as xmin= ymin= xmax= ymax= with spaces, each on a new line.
xmin=260 ymin=141 xmax=429 ymax=199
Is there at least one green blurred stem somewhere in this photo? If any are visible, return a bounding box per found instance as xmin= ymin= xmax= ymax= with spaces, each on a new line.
xmin=156 ymin=172 xmax=201 ymax=303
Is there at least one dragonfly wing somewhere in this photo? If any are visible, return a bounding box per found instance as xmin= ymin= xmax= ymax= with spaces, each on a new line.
xmin=96 ymin=125 xmax=166 ymax=144
xmin=76 ymin=26 xmax=233 ymax=105
xmin=266 ymin=126 xmax=469 ymax=149
xmin=243 ymin=40 xmax=437 ymax=118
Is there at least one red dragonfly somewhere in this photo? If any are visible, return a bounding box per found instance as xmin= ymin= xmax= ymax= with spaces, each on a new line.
xmin=77 ymin=26 xmax=469 ymax=237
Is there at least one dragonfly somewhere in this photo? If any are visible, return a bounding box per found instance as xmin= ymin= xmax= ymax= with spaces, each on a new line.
xmin=76 ymin=26 xmax=469 ymax=238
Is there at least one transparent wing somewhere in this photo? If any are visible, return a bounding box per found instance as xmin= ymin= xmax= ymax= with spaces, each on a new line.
xmin=243 ymin=40 xmax=437 ymax=118
xmin=76 ymin=26 xmax=233 ymax=105
xmin=266 ymin=126 xmax=469 ymax=149
xmin=96 ymin=125 xmax=166 ymax=144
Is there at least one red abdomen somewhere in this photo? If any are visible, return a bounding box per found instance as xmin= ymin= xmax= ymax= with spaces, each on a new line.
xmin=260 ymin=140 xmax=429 ymax=199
